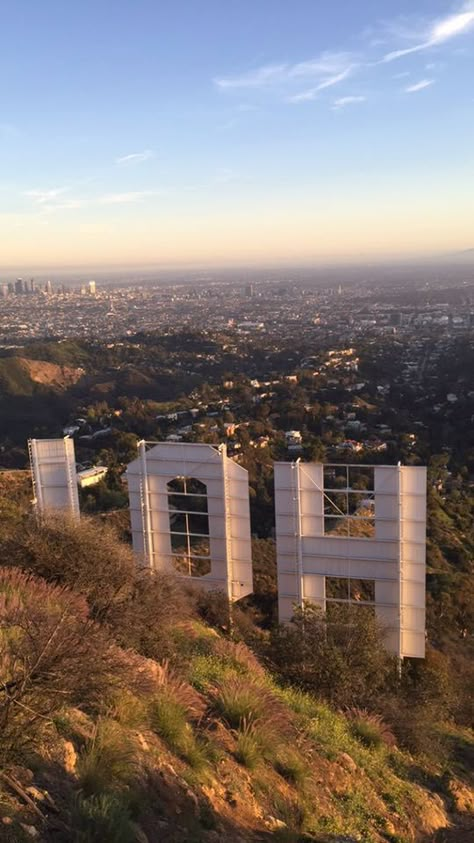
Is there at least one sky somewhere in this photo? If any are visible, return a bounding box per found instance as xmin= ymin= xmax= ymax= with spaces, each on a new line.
xmin=1 ymin=0 xmax=474 ymax=270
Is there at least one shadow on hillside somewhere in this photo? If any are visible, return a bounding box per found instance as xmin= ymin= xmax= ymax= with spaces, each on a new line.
xmin=431 ymin=817 xmax=474 ymax=843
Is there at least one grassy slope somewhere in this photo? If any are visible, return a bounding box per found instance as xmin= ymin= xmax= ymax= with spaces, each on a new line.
xmin=2 ymin=616 xmax=469 ymax=843
xmin=0 ymin=481 xmax=473 ymax=843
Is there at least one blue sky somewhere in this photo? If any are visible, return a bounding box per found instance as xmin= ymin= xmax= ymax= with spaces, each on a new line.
xmin=1 ymin=0 xmax=474 ymax=268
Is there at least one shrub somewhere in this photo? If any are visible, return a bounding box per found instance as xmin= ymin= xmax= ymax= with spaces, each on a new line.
xmin=70 ymin=793 xmax=136 ymax=843
xmin=110 ymin=570 xmax=193 ymax=662
xmin=1 ymin=513 xmax=193 ymax=664
xmin=154 ymin=661 xmax=206 ymax=721
xmin=112 ymin=691 xmax=150 ymax=731
xmin=346 ymin=709 xmax=395 ymax=750
xmin=211 ymin=677 xmax=268 ymax=730
xmin=212 ymin=675 xmax=293 ymax=741
xmin=1 ymin=513 xmax=136 ymax=623
xmin=149 ymin=695 xmax=189 ymax=749
xmin=149 ymin=692 xmax=212 ymax=771
xmin=0 ymin=567 xmax=122 ymax=761
xmin=274 ymin=748 xmax=309 ymax=787
xmin=77 ymin=719 xmax=138 ymax=796
xmin=233 ymin=721 xmax=262 ymax=770
xmin=195 ymin=589 xmax=231 ymax=631
xmin=269 ymin=603 xmax=395 ymax=709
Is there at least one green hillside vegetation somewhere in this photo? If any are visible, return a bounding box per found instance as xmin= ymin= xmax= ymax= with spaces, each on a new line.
xmin=1 ymin=505 xmax=473 ymax=842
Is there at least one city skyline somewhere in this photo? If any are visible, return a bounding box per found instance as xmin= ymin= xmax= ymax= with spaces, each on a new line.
xmin=1 ymin=1 xmax=474 ymax=268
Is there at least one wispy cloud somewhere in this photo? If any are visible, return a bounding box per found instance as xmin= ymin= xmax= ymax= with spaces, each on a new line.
xmin=404 ymin=79 xmax=435 ymax=93
xmin=332 ymin=95 xmax=366 ymax=110
xmin=114 ymin=150 xmax=154 ymax=165
xmin=25 ymin=189 xmax=157 ymax=214
xmin=288 ymin=65 xmax=355 ymax=103
xmin=382 ymin=6 xmax=474 ymax=62
xmin=97 ymin=191 xmax=155 ymax=204
xmin=215 ymin=52 xmax=355 ymax=95
xmin=24 ymin=187 xmax=69 ymax=204
xmin=213 ymin=3 xmax=474 ymax=110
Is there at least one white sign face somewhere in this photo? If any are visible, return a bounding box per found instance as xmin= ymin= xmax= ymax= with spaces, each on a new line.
xmin=29 ymin=437 xmax=80 ymax=519
xmin=274 ymin=462 xmax=426 ymax=658
xmin=126 ymin=441 xmax=253 ymax=601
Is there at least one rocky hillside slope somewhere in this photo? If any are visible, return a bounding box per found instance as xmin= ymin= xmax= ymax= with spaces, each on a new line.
xmin=0 ymin=509 xmax=473 ymax=843
xmin=0 ymin=357 xmax=84 ymax=396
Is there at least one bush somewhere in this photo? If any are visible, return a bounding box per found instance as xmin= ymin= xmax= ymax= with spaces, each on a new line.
xmin=233 ymin=722 xmax=261 ymax=770
xmin=149 ymin=692 xmax=211 ymax=771
xmin=70 ymin=793 xmax=136 ymax=843
xmin=1 ymin=513 xmax=136 ymax=623
xmin=211 ymin=677 xmax=269 ymax=730
xmin=0 ymin=567 xmax=122 ymax=761
xmin=269 ymin=603 xmax=395 ymax=709
xmin=211 ymin=675 xmax=293 ymax=759
xmin=77 ymin=719 xmax=138 ymax=796
xmin=273 ymin=748 xmax=309 ymax=787
xmin=1 ymin=512 xmax=193 ymax=664
xmin=346 ymin=709 xmax=395 ymax=750
xmin=112 ymin=691 xmax=150 ymax=731
xmin=149 ymin=695 xmax=189 ymax=749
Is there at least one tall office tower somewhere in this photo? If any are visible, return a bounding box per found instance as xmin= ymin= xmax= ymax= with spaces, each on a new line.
xmin=1 ymin=284 xmax=8 ymax=298
xmin=88 ymin=280 xmax=96 ymax=295
xmin=14 ymin=278 xmax=24 ymax=295
xmin=29 ymin=278 xmax=35 ymax=294
xmin=244 ymin=283 xmax=254 ymax=297
xmin=45 ymin=280 xmax=52 ymax=294
xmin=7 ymin=283 xmax=14 ymax=295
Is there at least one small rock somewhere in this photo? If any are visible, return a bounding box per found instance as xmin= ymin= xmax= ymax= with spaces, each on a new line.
xmin=26 ymin=786 xmax=45 ymax=802
xmin=265 ymin=815 xmax=287 ymax=830
xmin=63 ymin=740 xmax=77 ymax=774
xmin=2 ymin=817 xmax=13 ymax=825
xmin=136 ymin=732 xmax=150 ymax=752
xmin=20 ymin=825 xmax=39 ymax=839
xmin=339 ymin=752 xmax=357 ymax=773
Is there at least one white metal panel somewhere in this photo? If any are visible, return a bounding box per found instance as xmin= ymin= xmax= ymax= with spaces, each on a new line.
xmin=29 ymin=438 xmax=80 ymax=519
xmin=275 ymin=461 xmax=427 ymax=659
xmin=278 ymin=595 xmax=296 ymax=622
xmin=302 ymin=574 xmax=326 ymax=602
xmin=126 ymin=441 xmax=253 ymax=601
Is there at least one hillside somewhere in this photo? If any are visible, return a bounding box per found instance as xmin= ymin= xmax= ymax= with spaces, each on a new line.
xmin=0 ymin=357 xmax=84 ymax=396
xmin=1 ymin=510 xmax=473 ymax=843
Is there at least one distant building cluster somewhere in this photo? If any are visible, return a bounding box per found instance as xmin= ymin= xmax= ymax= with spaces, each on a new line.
xmin=0 ymin=277 xmax=97 ymax=298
